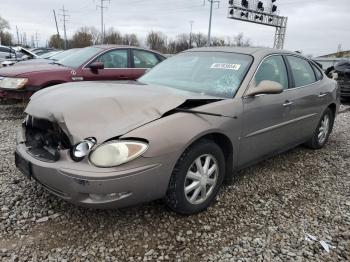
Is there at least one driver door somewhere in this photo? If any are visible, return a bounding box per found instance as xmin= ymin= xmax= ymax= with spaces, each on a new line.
xmin=238 ymin=55 xmax=295 ymax=167
xmin=80 ymin=49 xmax=134 ymax=81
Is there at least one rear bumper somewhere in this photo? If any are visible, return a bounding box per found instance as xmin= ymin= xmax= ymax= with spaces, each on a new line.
xmin=15 ymin=143 xmax=173 ymax=209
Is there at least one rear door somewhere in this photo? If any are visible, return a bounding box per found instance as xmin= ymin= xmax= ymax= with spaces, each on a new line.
xmin=131 ymin=49 xmax=163 ymax=79
xmin=239 ymin=55 xmax=295 ymax=166
xmin=80 ymin=48 xmax=134 ymax=81
xmin=283 ymin=55 xmax=325 ymax=143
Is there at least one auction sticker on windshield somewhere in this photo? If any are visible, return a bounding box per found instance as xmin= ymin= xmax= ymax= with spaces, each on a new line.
xmin=210 ymin=63 xmax=241 ymax=70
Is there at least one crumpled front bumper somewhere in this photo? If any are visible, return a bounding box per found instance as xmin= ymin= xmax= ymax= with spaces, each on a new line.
xmin=15 ymin=143 xmax=175 ymax=209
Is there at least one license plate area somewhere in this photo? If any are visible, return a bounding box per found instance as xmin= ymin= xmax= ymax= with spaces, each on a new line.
xmin=15 ymin=152 xmax=32 ymax=179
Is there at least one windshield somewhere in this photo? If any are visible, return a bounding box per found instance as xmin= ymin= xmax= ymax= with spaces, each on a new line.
xmin=50 ymin=49 xmax=81 ymax=61
xmin=139 ymin=51 xmax=253 ymax=98
xmin=57 ymin=47 xmax=102 ymax=68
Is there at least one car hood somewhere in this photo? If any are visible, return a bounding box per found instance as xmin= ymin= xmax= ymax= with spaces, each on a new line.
xmin=0 ymin=63 xmax=70 ymax=77
xmin=25 ymin=81 xmax=220 ymax=144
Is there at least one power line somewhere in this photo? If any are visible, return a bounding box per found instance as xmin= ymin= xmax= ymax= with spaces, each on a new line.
xmin=59 ymin=5 xmax=69 ymax=49
xmin=96 ymin=0 xmax=111 ymax=44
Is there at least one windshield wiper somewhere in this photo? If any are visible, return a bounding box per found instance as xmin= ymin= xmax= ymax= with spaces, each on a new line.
xmin=174 ymin=108 xmax=237 ymax=119
xmin=52 ymin=61 xmax=65 ymax=66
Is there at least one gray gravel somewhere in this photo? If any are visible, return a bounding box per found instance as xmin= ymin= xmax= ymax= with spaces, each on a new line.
xmin=0 ymin=100 xmax=349 ymax=261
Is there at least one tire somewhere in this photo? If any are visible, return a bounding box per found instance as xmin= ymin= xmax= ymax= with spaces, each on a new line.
xmin=305 ymin=108 xmax=334 ymax=149
xmin=165 ymin=139 xmax=225 ymax=215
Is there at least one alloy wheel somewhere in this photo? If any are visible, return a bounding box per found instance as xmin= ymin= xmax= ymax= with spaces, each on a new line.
xmin=184 ymin=154 xmax=218 ymax=205
xmin=318 ymin=114 xmax=330 ymax=144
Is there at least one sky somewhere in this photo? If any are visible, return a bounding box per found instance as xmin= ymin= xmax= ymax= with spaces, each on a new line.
xmin=1 ymin=0 xmax=350 ymax=57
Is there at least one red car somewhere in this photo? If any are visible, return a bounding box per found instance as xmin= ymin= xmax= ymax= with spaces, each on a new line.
xmin=0 ymin=45 xmax=166 ymax=99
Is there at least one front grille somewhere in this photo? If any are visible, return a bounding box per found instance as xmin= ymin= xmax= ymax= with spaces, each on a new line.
xmin=24 ymin=115 xmax=71 ymax=162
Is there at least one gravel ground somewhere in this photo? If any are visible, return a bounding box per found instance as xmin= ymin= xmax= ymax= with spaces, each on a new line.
xmin=0 ymin=101 xmax=349 ymax=261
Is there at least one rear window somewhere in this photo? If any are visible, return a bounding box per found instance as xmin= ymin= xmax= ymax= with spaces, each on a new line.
xmin=287 ymin=56 xmax=316 ymax=87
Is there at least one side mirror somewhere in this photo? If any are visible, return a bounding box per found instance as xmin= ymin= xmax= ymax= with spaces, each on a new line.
xmin=89 ymin=61 xmax=104 ymax=70
xmin=245 ymin=80 xmax=283 ymax=97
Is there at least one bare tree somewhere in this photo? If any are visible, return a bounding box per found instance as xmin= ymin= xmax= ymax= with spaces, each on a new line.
xmin=211 ymin=37 xmax=225 ymax=46
xmin=104 ymin=27 xmax=123 ymax=45
xmin=232 ymin=33 xmax=251 ymax=47
xmin=122 ymin=34 xmax=139 ymax=46
xmin=48 ymin=34 xmax=64 ymax=49
xmin=192 ymin=33 xmax=207 ymax=48
xmin=146 ymin=31 xmax=167 ymax=52
xmin=0 ymin=16 xmax=10 ymax=32
xmin=71 ymin=27 xmax=93 ymax=48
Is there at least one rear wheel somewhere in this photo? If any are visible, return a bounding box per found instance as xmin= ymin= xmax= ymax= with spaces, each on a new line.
xmin=165 ymin=140 xmax=225 ymax=215
xmin=305 ymin=108 xmax=334 ymax=149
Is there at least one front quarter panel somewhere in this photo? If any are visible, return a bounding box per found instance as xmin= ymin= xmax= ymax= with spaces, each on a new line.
xmin=121 ymin=99 xmax=243 ymax=165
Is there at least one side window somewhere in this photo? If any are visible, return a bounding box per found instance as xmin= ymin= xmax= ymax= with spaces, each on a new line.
xmin=312 ymin=63 xmax=323 ymax=81
xmin=254 ymin=55 xmax=289 ymax=89
xmin=133 ymin=50 xmax=160 ymax=68
xmin=287 ymin=56 xmax=316 ymax=87
xmin=95 ymin=49 xmax=128 ymax=68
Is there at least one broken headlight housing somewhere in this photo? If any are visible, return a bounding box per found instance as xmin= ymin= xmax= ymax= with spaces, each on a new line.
xmin=71 ymin=137 xmax=96 ymax=161
xmin=89 ymin=140 xmax=148 ymax=167
xmin=0 ymin=77 xmax=28 ymax=89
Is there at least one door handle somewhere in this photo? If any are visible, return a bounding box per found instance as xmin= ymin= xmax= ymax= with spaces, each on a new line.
xmin=283 ymin=101 xmax=294 ymax=107
xmin=318 ymin=93 xmax=327 ymax=98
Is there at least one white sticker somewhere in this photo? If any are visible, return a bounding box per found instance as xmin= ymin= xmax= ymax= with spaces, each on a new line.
xmin=210 ymin=63 xmax=241 ymax=70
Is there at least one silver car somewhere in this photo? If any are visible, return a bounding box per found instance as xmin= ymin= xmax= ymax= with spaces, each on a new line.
xmin=15 ymin=47 xmax=340 ymax=214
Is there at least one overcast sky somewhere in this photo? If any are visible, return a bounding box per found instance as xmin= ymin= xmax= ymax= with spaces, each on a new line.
xmin=1 ymin=0 xmax=349 ymax=56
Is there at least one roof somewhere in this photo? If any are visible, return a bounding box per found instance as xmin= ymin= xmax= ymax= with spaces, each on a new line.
xmin=92 ymin=45 xmax=165 ymax=56
xmin=185 ymin=46 xmax=295 ymax=57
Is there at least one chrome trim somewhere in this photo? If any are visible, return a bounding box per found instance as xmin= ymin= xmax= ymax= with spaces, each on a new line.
xmin=245 ymin=113 xmax=318 ymax=138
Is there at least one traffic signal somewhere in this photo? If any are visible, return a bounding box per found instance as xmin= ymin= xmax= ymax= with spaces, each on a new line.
xmin=241 ymin=0 xmax=249 ymax=8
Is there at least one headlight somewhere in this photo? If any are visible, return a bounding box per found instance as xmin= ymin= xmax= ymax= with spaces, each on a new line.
xmin=0 ymin=77 xmax=28 ymax=90
xmin=89 ymin=140 xmax=148 ymax=167
xmin=71 ymin=138 xmax=96 ymax=161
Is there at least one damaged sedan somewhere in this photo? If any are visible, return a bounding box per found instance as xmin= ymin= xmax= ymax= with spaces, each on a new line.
xmin=15 ymin=47 xmax=340 ymax=214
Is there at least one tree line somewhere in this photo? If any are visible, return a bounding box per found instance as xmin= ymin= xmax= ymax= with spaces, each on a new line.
xmin=49 ymin=26 xmax=251 ymax=54
xmin=1 ymin=14 xmax=252 ymax=54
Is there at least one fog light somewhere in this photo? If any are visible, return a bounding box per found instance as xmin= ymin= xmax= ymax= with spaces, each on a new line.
xmin=71 ymin=137 xmax=96 ymax=161
xmin=89 ymin=192 xmax=132 ymax=202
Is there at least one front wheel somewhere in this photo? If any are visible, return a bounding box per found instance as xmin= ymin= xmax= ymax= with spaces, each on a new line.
xmin=305 ymin=108 xmax=334 ymax=149
xmin=165 ymin=140 xmax=225 ymax=215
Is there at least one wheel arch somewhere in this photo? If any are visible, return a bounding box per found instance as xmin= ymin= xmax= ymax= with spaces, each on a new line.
xmin=185 ymin=132 xmax=235 ymax=184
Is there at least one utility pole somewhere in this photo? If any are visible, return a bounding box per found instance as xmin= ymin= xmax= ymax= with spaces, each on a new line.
xmin=34 ymin=32 xmax=39 ymax=48
xmin=16 ymin=26 xmax=20 ymax=45
xmin=189 ymin=20 xmax=194 ymax=49
xmin=59 ymin=5 xmax=69 ymax=49
xmin=96 ymin=0 xmax=110 ymax=44
xmin=204 ymin=0 xmax=220 ymax=47
xmin=53 ymin=10 xmax=60 ymax=38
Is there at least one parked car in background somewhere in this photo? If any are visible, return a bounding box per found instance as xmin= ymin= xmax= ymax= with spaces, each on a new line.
xmin=326 ymin=60 xmax=350 ymax=101
xmin=15 ymin=48 xmax=81 ymax=66
xmin=15 ymin=47 xmax=339 ymax=214
xmin=0 ymin=45 xmax=166 ymax=99
xmin=1 ymin=46 xmax=38 ymax=67
xmin=30 ymin=47 xmax=56 ymax=56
